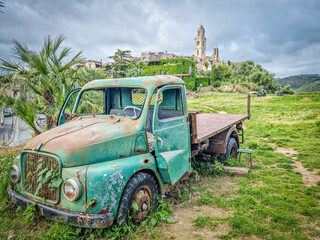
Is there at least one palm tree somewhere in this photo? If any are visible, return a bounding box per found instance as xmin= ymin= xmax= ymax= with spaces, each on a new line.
xmin=0 ymin=35 xmax=84 ymax=129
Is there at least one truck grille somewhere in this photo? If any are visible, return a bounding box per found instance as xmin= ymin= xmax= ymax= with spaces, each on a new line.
xmin=23 ymin=152 xmax=60 ymax=202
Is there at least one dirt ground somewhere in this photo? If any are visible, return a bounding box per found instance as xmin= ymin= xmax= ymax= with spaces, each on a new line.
xmin=159 ymin=206 xmax=232 ymax=240
xmin=275 ymin=147 xmax=320 ymax=187
xmin=157 ymin=177 xmax=237 ymax=240
xmin=293 ymin=160 xmax=320 ymax=187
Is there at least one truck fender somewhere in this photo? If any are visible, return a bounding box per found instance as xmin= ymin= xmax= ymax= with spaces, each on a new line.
xmin=207 ymin=126 xmax=239 ymax=154
xmin=85 ymin=153 xmax=164 ymax=217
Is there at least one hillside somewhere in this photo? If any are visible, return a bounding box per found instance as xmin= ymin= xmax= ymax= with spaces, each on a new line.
xmin=278 ymin=74 xmax=320 ymax=89
xmin=296 ymin=80 xmax=320 ymax=93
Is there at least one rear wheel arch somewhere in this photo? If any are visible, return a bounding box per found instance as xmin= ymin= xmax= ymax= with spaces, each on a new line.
xmin=230 ymin=129 xmax=240 ymax=147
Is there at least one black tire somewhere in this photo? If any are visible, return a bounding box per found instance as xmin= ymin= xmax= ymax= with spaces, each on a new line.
xmin=116 ymin=172 xmax=158 ymax=227
xmin=221 ymin=137 xmax=238 ymax=164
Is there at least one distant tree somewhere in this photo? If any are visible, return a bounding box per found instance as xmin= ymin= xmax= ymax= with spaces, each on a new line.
xmin=108 ymin=49 xmax=133 ymax=62
xmin=106 ymin=49 xmax=140 ymax=78
xmin=209 ymin=64 xmax=231 ymax=83
xmin=204 ymin=61 xmax=209 ymax=70
xmin=276 ymin=85 xmax=294 ymax=95
xmin=230 ymin=60 xmax=280 ymax=93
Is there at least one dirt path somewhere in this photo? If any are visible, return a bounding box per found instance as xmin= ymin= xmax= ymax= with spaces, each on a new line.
xmin=275 ymin=147 xmax=320 ymax=187
xmin=159 ymin=206 xmax=232 ymax=240
xmin=274 ymin=147 xmax=298 ymax=156
xmin=292 ymin=160 xmax=320 ymax=187
xmin=157 ymin=176 xmax=237 ymax=239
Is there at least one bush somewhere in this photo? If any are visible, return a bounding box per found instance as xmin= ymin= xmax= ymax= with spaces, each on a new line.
xmin=196 ymin=76 xmax=209 ymax=88
xmin=212 ymin=81 xmax=221 ymax=87
xmin=0 ymin=153 xmax=14 ymax=201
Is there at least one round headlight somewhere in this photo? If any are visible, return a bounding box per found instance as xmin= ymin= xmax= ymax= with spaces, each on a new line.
xmin=63 ymin=179 xmax=79 ymax=201
xmin=10 ymin=165 xmax=21 ymax=183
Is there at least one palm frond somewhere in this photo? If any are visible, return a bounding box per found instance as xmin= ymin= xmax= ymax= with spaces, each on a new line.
xmin=0 ymin=57 xmax=20 ymax=72
xmin=60 ymin=51 xmax=84 ymax=72
xmin=14 ymin=96 xmax=39 ymax=134
xmin=58 ymin=46 xmax=71 ymax=62
xmin=52 ymin=35 xmax=65 ymax=54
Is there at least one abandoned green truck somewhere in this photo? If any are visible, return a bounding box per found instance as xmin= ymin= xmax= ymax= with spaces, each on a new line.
xmin=8 ymin=75 xmax=251 ymax=228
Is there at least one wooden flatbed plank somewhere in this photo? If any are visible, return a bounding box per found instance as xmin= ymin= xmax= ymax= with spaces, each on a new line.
xmin=195 ymin=113 xmax=248 ymax=142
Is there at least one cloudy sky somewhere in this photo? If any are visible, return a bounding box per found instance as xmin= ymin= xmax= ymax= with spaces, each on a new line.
xmin=0 ymin=0 xmax=319 ymax=77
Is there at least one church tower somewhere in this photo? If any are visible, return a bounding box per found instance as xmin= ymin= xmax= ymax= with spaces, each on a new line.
xmin=194 ymin=25 xmax=206 ymax=58
xmin=213 ymin=47 xmax=219 ymax=63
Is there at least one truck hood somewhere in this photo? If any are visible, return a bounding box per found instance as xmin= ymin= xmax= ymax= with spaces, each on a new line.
xmin=24 ymin=116 xmax=136 ymax=167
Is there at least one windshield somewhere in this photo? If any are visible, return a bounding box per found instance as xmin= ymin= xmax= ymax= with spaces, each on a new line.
xmin=75 ymin=87 xmax=147 ymax=119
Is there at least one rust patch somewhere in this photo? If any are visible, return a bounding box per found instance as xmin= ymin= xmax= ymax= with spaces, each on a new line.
xmin=98 ymin=205 xmax=110 ymax=214
xmin=110 ymin=163 xmax=119 ymax=168
xmin=134 ymin=149 xmax=143 ymax=153
xmin=76 ymin=169 xmax=87 ymax=200
xmin=119 ymin=155 xmax=127 ymax=159
xmin=77 ymin=215 xmax=90 ymax=227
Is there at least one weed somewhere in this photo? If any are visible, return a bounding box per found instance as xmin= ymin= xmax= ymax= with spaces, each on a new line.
xmin=227 ymin=157 xmax=246 ymax=167
xmin=197 ymin=190 xmax=214 ymax=206
xmin=193 ymin=215 xmax=217 ymax=229
xmin=177 ymin=188 xmax=190 ymax=203
xmin=277 ymin=163 xmax=294 ymax=170
xmin=0 ymin=154 xmax=14 ymax=201
xmin=215 ymin=160 xmax=224 ymax=174
xmin=23 ymin=203 xmax=36 ymax=225
xmin=193 ymin=169 xmax=200 ymax=181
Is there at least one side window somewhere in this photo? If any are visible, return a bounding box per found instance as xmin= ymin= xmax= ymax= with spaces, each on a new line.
xmin=158 ymin=88 xmax=184 ymax=120
xmin=77 ymin=90 xmax=104 ymax=114
xmin=131 ymin=89 xmax=146 ymax=105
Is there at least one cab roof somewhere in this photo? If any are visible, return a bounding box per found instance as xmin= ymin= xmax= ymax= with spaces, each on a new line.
xmin=82 ymin=75 xmax=185 ymax=90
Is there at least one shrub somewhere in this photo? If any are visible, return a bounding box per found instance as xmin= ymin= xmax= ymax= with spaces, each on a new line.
xmin=212 ymin=81 xmax=221 ymax=87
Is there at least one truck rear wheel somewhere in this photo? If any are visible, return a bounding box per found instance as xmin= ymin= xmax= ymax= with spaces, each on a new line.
xmin=221 ymin=137 xmax=238 ymax=164
xmin=116 ymin=172 xmax=158 ymax=227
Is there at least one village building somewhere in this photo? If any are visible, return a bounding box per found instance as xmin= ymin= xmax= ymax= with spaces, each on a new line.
xmin=140 ymin=51 xmax=178 ymax=62
xmin=84 ymin=60 xmax=102 ymax=69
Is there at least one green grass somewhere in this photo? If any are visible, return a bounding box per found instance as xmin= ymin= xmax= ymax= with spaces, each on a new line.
xmin=193 ymin=215 xmax=217 ymax=229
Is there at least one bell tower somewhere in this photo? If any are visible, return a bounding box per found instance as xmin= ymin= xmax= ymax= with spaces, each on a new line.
xmin=213 ymin=47 xmax=219 ymax=63
xmin=194 ymin=25 xmax=206 ymax=58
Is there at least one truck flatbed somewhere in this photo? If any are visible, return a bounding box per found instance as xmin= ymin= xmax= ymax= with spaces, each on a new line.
xmin=196 ymin=113 xmax=248 ymax=142
xmin=188 ymin=93 xmax=253 ymax=145
xmin=189 ymin=111 xmax=249 ymax=144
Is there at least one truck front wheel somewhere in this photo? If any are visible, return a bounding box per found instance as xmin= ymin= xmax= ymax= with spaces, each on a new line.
xmin=116 ymin=172 xmax=158 ymax=226
xmin=221 ymin=137 xmax=238 ymax=164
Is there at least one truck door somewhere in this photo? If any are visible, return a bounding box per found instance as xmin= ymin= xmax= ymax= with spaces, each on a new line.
xmin=57 ymin=89 xmax=80 ymax=126
xmin=152 ymin=85 xmax=191 ymax=185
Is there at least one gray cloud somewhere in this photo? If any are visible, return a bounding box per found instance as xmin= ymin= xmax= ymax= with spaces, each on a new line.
xmin=0 ymin=0 xmax=319 ymax=77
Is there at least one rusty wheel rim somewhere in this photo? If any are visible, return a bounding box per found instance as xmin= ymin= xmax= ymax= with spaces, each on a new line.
xmin=131 ymin=186 xmax=152 ymax=221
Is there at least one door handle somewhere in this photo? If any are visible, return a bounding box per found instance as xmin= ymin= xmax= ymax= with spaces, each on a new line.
xmin=157 ymin=137 xmax=163 ymax=148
